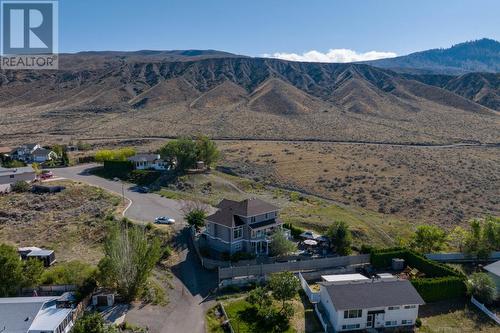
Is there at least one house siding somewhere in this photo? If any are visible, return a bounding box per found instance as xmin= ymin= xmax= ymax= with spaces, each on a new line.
xmin=319 ymin=285 xmax=420 ymax=332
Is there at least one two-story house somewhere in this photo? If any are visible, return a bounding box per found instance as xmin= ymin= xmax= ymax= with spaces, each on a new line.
xmin=203 ymin=198 xmax=285 ymax=255
xmin=318 ymin=278 xmax=425 ymax=332
xmin=11 ymin=144 xmax=57 ymax=163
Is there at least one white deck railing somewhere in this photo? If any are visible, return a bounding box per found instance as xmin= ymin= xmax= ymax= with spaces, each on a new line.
xmin=471 ymin=296 xmax=500 ymax=325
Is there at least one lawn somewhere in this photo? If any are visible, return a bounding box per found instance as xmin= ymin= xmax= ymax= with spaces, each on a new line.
xmin=219 ymin=292 xmax=323 ymax=333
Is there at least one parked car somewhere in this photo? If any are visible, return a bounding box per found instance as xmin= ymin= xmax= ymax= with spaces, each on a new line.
xmin=39 ymin=171 xmax=53 ymax=180
xmin=136 ymin=186 xmax=149 ymax=193
xmin=155 ymin=216 xmax=175 ymax=224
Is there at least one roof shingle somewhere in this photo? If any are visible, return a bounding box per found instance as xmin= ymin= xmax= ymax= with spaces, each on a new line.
xmin=322 ymin=279 xmax=425 ymax=310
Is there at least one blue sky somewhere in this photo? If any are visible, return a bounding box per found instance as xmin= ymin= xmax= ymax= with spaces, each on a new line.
xmin=60 ymin=0 xmax=500 ymax=59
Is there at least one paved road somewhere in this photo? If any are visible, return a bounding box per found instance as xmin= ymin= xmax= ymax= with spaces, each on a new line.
xmin=50 ymin=164 xmax=216 ymax=332
xmin=50 ymin=164 xmax=185 ymax=228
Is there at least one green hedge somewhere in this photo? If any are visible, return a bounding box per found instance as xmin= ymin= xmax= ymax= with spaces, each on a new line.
xmin=102 ymin=160 xmax=133 ymax=178
xmin=370 ymin=248 xmax=466 ymax=302
xmin=370 ymin=248 xmax=463 ymax=278
xmin=411 ymin=277 xmax=466 ymax=303
xmin=129 ymin=170 xmax=161 ymax=186
xmin=283 ymin=223 xmax=305 ymax=238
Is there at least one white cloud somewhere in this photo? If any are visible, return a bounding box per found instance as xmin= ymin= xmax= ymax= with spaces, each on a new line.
xmin=262 ymin=49 xmax=397 ymax=63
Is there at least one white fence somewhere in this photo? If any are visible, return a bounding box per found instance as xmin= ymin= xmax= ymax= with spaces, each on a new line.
xmin=314 ymin=304 xmax=328 ymax=333
xmin=218 ymin=254 xmax=370 ymax=281
xmin=298 ymin=272 xmax=320 ymax=303
xmin=471 ymin=296 xmax=500 ymax=325
xmin=425 ymin=251 xmax=500 ymax=263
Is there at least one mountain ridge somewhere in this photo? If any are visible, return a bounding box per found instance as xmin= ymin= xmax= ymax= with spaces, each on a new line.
xmin=363 ymin=38 xmax=500 ymax=74
xmin=0 ymin=52 xmax=499 ymax=145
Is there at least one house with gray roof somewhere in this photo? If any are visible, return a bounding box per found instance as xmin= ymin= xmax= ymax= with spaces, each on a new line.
xmin=318 ymin=278 xmax=424 ymax=332
xmin=484 ymin=260 xmax=500 ymax=292
xmin=0 ymin=295 xmax=75 ymax=333
xmin=202 ymin=198 xmax=287 ymax=255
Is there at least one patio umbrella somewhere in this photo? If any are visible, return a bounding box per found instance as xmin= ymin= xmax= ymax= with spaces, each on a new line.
xmin=303 ymin=239 xmax=318 ymax=246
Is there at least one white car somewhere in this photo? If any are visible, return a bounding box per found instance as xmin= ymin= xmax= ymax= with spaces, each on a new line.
xmin=155 ymin=216 xmax=175 ymax=225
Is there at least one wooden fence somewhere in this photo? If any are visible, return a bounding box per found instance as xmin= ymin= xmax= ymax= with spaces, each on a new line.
xmin=471 ymin=296 xmax=500 ymax=325
xmin=218 ymin=254 xmax=370 ymax=282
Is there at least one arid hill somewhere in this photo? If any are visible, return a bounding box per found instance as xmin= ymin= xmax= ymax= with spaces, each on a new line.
xmin=0 ymin=54 xmax=499 ymax=144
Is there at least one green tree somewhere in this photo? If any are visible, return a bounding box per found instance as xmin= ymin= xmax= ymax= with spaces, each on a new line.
xmin=97 ymin=223 xmax=162 ymax=301
xmin=269 ymin=230 xmax=297 ymax=257
xmin=246 ymin=287 xmax=273 ymax=317
xmin=464 ymin=217 xmax=500 ymax=258
xmin=22 ymin=258 xmax=44 ymax=288
xmin=182 ymin=201 xmax=208 ymax=230
xmin=326 ymin=221 xmax=352 ymax=255
xmin=468 ymin=272 xmax=496 ymax=304
xmin=269 ymin=272 xmax=300 ymax=315
xmin=412 ymin=225 xmax=447 ymax=253
xmin=448 ymin=226 xmax=469 ymax=252
xmin=195 ymin=136 xmax=219 ymax=168
xmin=0 ymin=244 xmax=24 ymax=296
xmin=160 ymin=138 xmax=198 ymax=171
xmin=73 ymin=312 xmax=117 ymax=333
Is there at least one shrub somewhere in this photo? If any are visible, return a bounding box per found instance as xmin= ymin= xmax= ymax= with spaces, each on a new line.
xmin=283 ymin=223 xmax=305 ymax=239
xmin=415 ymin=318 xmax=422 ymax=328
xmin=128 ymin=170 xmax=161 ymax=186
xmin=11 ymin=180 xmax=30 ymax=193
xmin=102 ymin=160 xmax=133 ymax=179
xmin=40 ymin=261 xmax=96 ymax=286
xmin=412 ymin=277 xmax=466 ymax=302
xmin=230 ymin=251 xmax=256 ymax=262
xmin=467 ymin=272 xmax=497 ymax=304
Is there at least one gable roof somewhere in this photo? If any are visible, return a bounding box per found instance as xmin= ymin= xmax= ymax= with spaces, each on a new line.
xmin=32 ymin=148 xmax=54 ymax=156
xmin=128 ymin=153 xmax=161 ymax=162
xmin=484 ymin=260 xmax=500 ymax=277
xmin=322 ymin=279 xmax=424 ymax=310
xmin=207 ymin=198 xmax=280 ymax=227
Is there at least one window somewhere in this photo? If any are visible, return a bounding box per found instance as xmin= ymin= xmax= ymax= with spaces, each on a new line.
xmin=251 ymin=216 xmax=256 ymax=222
xmin=343 ymin=309 xmax=362 ymax=318
xmin=233 ymin=227 xmax=243 ymax=239
xmin=385 ymin=321 xmax=397 ymax=326
xmin=404 ymin=305 xmax=416 ymax=309
xmin=402 ymin=320 xmax=413 ymax=325
xmin=342 ymin=324 xmax=360 ymax=330
xmin=233 ymin=242 xmax=242 ymax=251
xmin=9 ymin=175 xmax=14 ymax=178
xmin=388 ymin=306 xmax=400 ymax=310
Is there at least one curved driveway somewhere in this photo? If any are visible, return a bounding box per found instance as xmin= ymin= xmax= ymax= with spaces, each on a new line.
xmin=50 ymin=164 xmax=185 ymax=228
